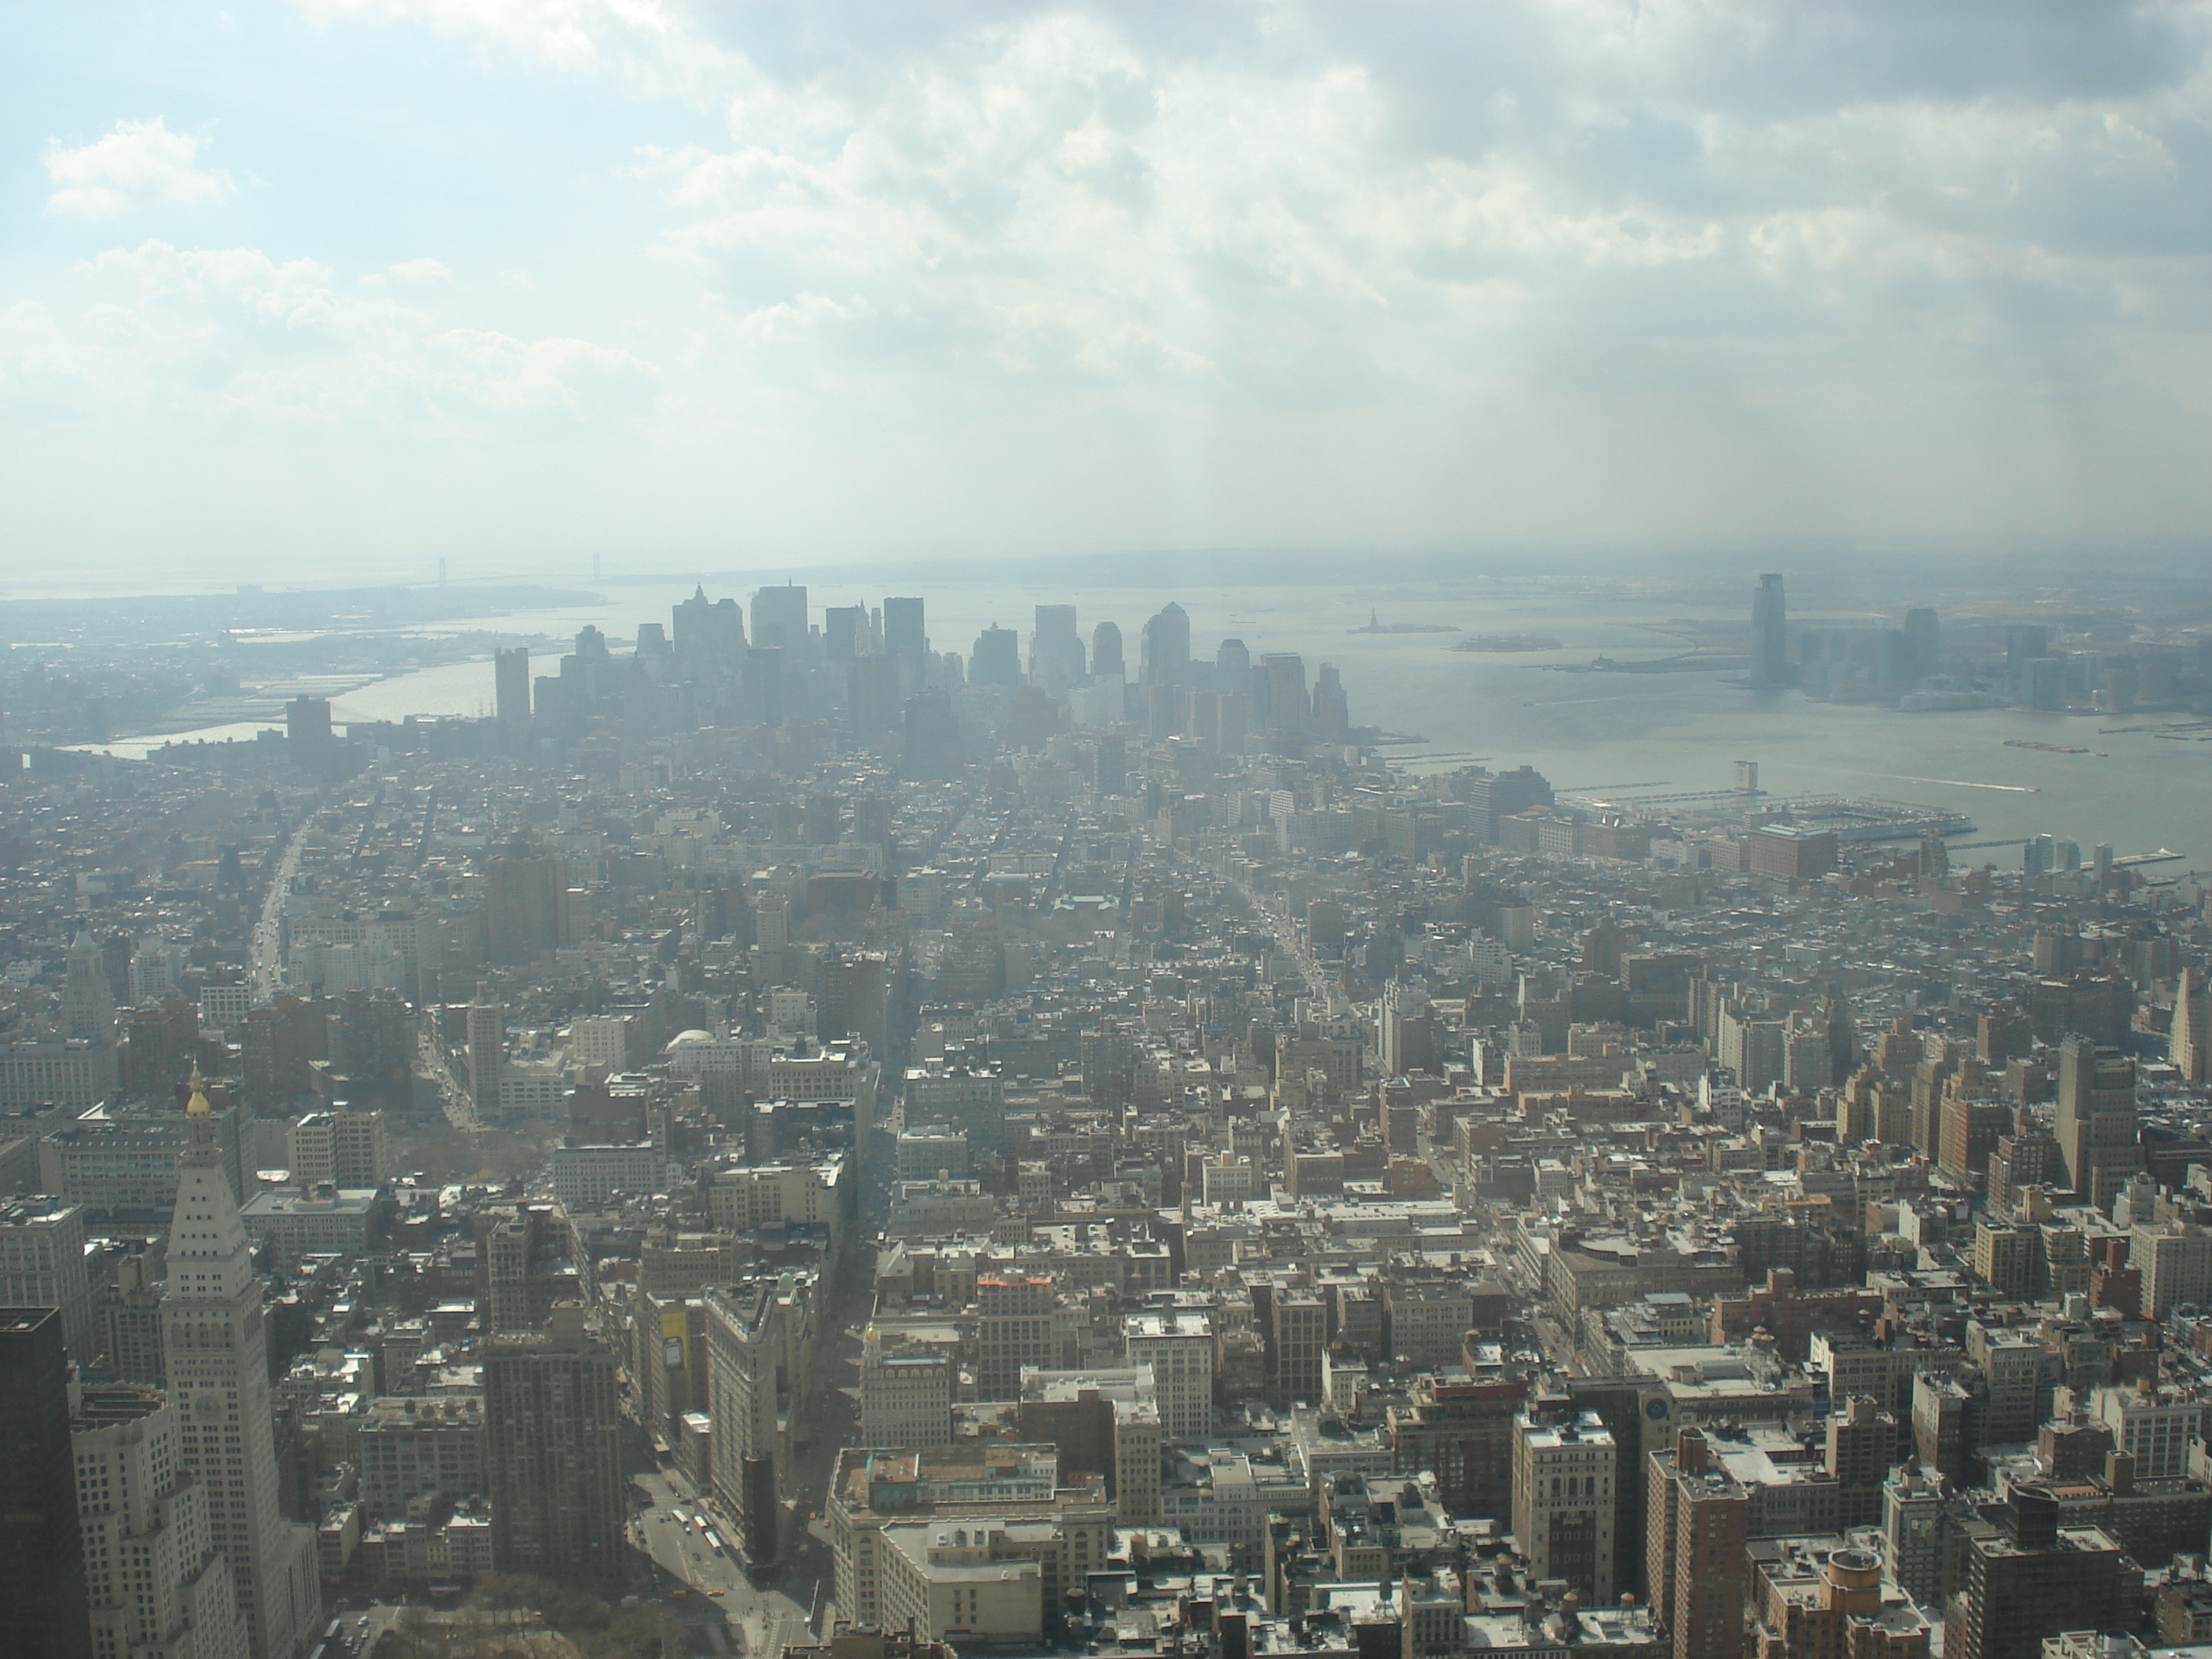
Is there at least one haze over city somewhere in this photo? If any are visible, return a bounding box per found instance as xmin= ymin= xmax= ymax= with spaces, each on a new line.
xmin=6 ymin=2 xmax=2212 ymax=584
xmin=8 ymin=12 xmax=2212 ymax=1659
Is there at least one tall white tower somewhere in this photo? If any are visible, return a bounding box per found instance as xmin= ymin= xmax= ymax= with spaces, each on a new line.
xmin=161 ymin=1066 xmax=320 ymax=1659
xmin=75 ymin=1384 xmax=250 ymax=1659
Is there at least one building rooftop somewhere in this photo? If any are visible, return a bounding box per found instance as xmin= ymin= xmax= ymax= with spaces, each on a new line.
xmin=242 ymin=1186 xmax=381 ymax=1217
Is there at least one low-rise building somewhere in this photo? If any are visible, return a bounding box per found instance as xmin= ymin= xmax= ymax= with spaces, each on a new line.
xmin=828 ymin=1444 xmax=1112 ymax=1634
xmin=547 ymin=1143 xmax=662 ymax=1209
xmin=241 ymin=1185 xmax=381 ymax=1264
xmin=357 ymin=1394 xmax=485 ymax=1524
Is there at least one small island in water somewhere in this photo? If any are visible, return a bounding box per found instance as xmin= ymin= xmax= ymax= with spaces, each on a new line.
xmin=1350 ymin=609 xmax=1459 ymax=635
xmin=1452 ymin=633 xmax=1564 ymax=653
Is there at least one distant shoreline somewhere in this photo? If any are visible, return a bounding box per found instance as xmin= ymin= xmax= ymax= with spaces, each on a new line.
xmin=1452 ymin=635 xmax=1564 ymax=653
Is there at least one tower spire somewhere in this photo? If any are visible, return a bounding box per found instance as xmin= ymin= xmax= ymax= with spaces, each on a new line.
xmin=183 ymin=1060 xmax=220 ymax=1164
xmin=164 ymin=1058 xmax=321 ymax=1657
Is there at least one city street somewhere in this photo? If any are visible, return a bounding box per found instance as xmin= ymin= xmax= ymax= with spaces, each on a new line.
xmin=769 ymin=1254 xmax=873 ymax=1624
xmin=414 ymin=1009 xmax=480 ymax=1132
xmin=247 ymin=815 xmax=309 ymax=1002
xmin=632 ymin=1470 xmax=813 ymax=1657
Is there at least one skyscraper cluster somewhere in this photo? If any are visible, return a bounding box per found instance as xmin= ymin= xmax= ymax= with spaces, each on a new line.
xmin=5 ymin=559 xmax=2210 ymax=1659
xmin=467 ymin=585 xmax=1353 ymax=777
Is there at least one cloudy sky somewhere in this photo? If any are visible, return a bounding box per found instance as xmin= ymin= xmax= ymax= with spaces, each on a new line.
xmin=4 ymin=2 xmax=2210 ymax=587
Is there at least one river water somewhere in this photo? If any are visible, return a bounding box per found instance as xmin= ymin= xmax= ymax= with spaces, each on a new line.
xmin=84 ymin=572 xmax=2210 ymax=869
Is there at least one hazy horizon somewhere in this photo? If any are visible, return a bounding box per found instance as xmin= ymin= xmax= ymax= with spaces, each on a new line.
xmin=10 ymin=534 xmax=2212 ymax=608
xmin=6 ymin=2 xmax=2212 ymax=585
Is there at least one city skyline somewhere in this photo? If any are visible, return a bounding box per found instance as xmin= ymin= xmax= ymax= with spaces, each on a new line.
xmin=6 ymin=6 xmax=2212 ymax=1657
xmin=2 ymin=553 xmax=2211 ymax=1657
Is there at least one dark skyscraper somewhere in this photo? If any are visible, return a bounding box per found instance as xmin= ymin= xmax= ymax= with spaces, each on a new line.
xmin=564 ymin=624 xmax=611 ymax=722
xmin=2005 ymin=624 xmax=2052 ymax=677
xmin=673 ymin=586 xmax=745 ymax=667
xmin=1093 ymin=731 xmax=1126 ymax=795
xmin=284 ymin=695 xmax=334 ymax=771
xmin=741 ymin=646 xmax=783 ymax=727
xmin=1467 ymin=765 xmax=1554 ymax=843
xmin=1313 ymin=662 xmax=1349 ymax=742
xmin=884 ymin=596 xmax=926 ymax=680
xmin=1091 ymin=620 xmax=1124 ymax=679
xmin=486 ymin=841 xmax=561 ymax=965
xmin=485 ymin=1307 xmax=625 ymax=1585
xmin=902 ymin=690 xmax=963 ymax=780
xmin=1946 ymin=1488 xmax=2132 ymax=1659
xmin=1750 ymin=573 xmax=1788 ymax=687
xmin=0 ymin=1306 xmax=92 ymax=1659
xmin=1030 ymin=603 xmax=1083 ymax=694
xmin=493 ymin=647 xmax=529 ymax=753
xmin=1140 ymin=602 xmax=1190 ymax=687
xmin=750 ymin=583 xmax=808 ymax=650
xmin=672 ymin=584 xmax=711 ymax=654
xmin=822 ymin=603 xmax=865 ymax=661
xmin=2055 ymin=1038 xmax=2141 ymax=1210
xmin=971 ymin=624 xmax=1022 ymax=688
xmin=1260 ymin=653 xmax=1309 ymax=737
xmin=848 ymin=654 xmax=900 ymax=741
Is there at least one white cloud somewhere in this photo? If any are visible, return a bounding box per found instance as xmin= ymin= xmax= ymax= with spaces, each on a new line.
xmin=16 ymin=2 xmax=2212 ymax=562
xmin=0 ymin=240 xmax=654 ymax=423
xmin=292 ymin=2 xmax=2212 ymax=397
xmin=431 ymin=328 xmax=650 ymax=410
xmin=631 ymin=12 xmax=1751 ymax=408
xmin=45 ymin=119 xmax=235 ymax=219
xmin=724 ymin=291 xmax=870 ymax=346
xmin=295 ymin=0 xmax=741 ymax=105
